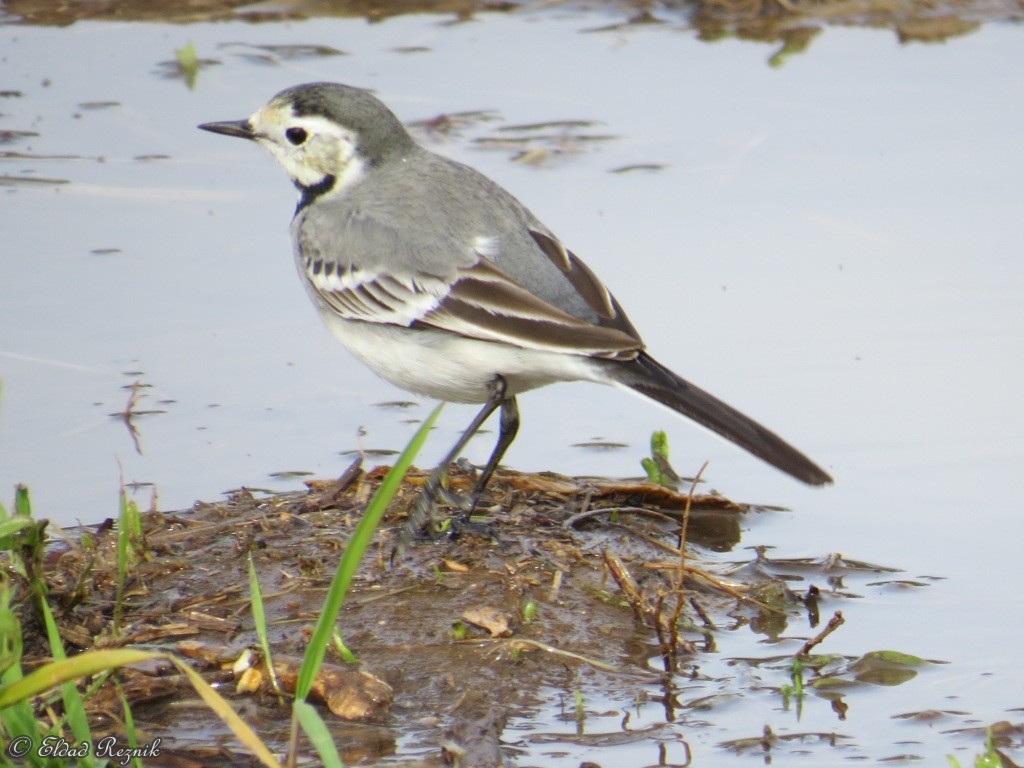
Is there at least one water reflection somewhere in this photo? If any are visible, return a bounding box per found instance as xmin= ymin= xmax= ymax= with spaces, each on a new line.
xmin=2 ymin=0 xmax=998 ymax=51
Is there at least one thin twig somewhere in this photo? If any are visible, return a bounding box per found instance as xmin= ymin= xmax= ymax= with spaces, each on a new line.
xmin=667 ymin=462 xmax=709 ymax=649
xmin=644 ymin=561 xmax=788 ymax=616
xmin=465 ymin=637 xmax=642 ymax=675
xmin=563 ymin=506 xmax=678 ymax=529
xmin=603 ymin=551 xmax=647 ymax=623
xmin=797 ymin=611 xmax=845 ymax=657
xmin=604 ymin=551 xmax=697 ymax=655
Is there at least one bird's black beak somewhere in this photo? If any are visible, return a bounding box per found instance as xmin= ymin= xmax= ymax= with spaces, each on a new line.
xmin=198 ymin=120 xmax=255 ymax=140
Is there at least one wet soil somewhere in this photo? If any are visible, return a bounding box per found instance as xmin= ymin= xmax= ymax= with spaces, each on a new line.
xmin=10 ymin=461 xmax=845 ymax=766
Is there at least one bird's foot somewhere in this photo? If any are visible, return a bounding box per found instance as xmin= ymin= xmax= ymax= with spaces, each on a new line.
xmin=389 ymin=475 xmax=479 ymax=564
xmin=447 ymin=506 xmax=501 ymax=543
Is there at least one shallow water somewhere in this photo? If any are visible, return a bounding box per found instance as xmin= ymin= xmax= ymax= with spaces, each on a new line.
xmin=2 ymin=5 xmax=1023 ymax=765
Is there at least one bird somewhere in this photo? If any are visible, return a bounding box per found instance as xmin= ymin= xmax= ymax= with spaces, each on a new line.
xmin=198 ymin=82 xmax=831 ymax=537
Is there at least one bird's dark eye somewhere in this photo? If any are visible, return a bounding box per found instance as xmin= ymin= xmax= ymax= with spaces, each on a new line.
xmin=285 ymin=127 xmax=308 ymax=146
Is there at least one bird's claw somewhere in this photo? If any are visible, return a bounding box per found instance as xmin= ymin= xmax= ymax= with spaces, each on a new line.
xmin=448 ymin=510 xmax=500 ymax=542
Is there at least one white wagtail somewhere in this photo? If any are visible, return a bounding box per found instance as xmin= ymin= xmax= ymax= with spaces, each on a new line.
xmin=199 ymin=82 xmax=831 ymax=532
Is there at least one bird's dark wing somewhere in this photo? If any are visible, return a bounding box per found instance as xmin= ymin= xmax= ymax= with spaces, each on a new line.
xmin=299 ymin=247 xmax=641 ymax=360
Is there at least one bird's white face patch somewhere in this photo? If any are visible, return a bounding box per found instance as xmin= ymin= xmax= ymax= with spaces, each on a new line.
xmin=248 ymin=101 xmax=365 ymax=195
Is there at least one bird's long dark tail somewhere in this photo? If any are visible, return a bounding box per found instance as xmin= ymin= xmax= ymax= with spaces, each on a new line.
xmin=603 ymin=352 xmax=832 ymax=486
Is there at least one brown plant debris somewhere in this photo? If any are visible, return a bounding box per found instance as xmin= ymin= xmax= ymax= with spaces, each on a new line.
xmin=6 ymin=463 xmax=814 ymax=764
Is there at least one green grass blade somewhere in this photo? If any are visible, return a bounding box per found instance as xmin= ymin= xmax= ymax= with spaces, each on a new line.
xmin=0 ymin=517 xmax=32 ymax=539
xmin=293 ymin=700 xmax=345 ymax=768
xmin=161 ymin=655 xmax=283 ymax=768
xmin=331 ymin=630 xmax=357 ymax=666
xmin=294 ymin=403 xmax=443 ymax=701
xmin=13 ymin=486 xmax=30 ymax=518
xmin=0 ymin=649 xmax=161 ymax=708
xmin=115 ymin=678 xmax=144 ymax=768
xmin=0 ymin=587 xmax=45 ymax=768
xmin=114 ymin=488 xmax=133 ymax=634
xmin=248 ymin=552 xmax=280 ymax=694
xmin=0 ymin=488 xmax=96 ymax=765
xmin=2 ymin=487 xmax=41 ymax=580
xmin=0 ymin=517 xmax=33 ymax=555
xmin=34 ymin=588 xmax=97 ymax=768
xmin=0 ymin=649 xmax=283 ymax=768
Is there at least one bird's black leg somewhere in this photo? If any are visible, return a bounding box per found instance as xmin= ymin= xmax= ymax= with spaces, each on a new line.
xmin=444 ymin=392 xmax=518 ymax=540
xmin=456 ymin=394 xmax=519 ymax=525
xmin=396 ymin=377 xmax=509 ymax=551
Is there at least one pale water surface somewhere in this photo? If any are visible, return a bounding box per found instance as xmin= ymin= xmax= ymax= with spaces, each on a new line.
xmin=1 ymin=8 xmax=1022 ymax=765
